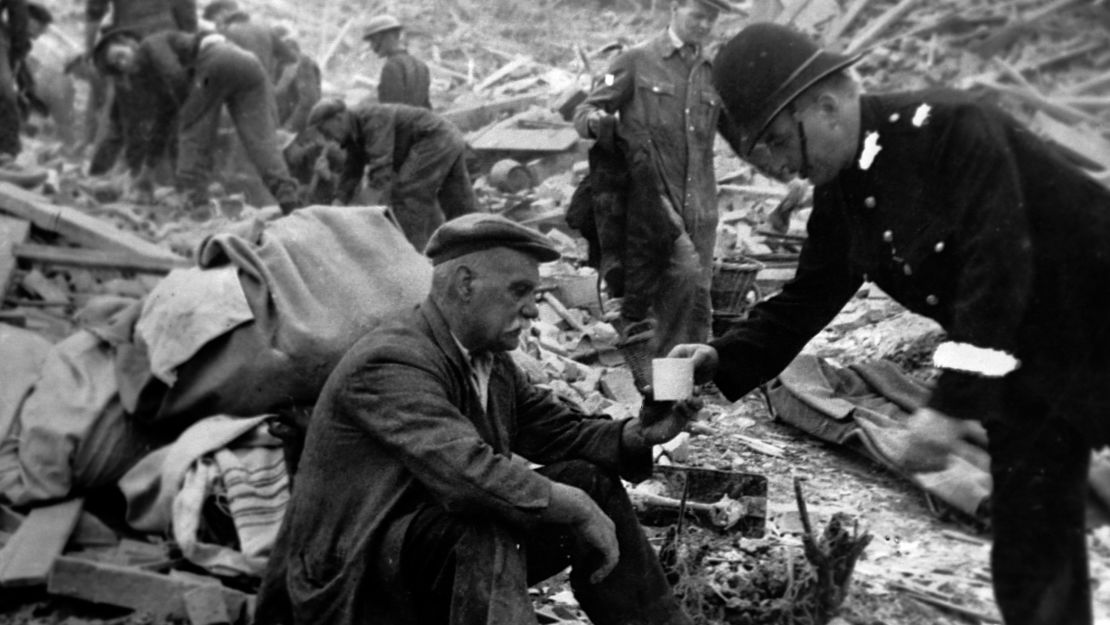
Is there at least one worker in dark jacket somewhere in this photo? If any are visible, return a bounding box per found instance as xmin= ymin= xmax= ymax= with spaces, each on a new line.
xmin=257 ymin=213 xmax=698 ymax=625
xmin=573 ymin=0 xmax=737 ymax=360
xmin=97 ymin=30 xmax=302 ymax=215
xmin=202 ymin=0 xmax=297 ymax=84
xmin=363 ymin=14 xmax=430 ymax=109
xmin=84 ymin=0 xmax=196 ymax=175
xmin=271 ymin=33 xmax=320 ymax=133
xmin=672 ymin=23 xmax=1110 ymax=625
xmin=307 ymin=98 xmax=478 ymax=250
xmin=0 ymin=0 xmax=31 ymax=158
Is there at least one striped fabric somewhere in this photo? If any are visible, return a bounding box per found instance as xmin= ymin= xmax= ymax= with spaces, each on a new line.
xmin=212 ymin=446 xmax=289 ymax=562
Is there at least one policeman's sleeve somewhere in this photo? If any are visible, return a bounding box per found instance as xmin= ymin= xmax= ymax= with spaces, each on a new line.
xmin=925 ymin=105 xmax=1032 ymax=420
xmin=572 ymin=51 xmax=634 ymax=139
xmin=709 ymin=191 xmax=861 ymax=402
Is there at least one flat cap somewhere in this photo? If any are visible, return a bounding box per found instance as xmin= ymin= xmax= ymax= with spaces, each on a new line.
xmin=306 ymin=97 xmax=346 ymax=127
xmin=363 ymin=15 xmax=402 ymax=40
xmin=424 ymin=213 xmax=560 ymax=265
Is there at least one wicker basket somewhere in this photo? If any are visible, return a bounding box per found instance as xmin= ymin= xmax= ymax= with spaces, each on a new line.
xmin=711 ymin=258 xmax=764 ymax=316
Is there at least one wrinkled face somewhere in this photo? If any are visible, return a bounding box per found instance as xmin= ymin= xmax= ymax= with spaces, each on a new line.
xmin=671 ymin=0 xmax=719 ymax=47
xmin=750 ymin=98 xmax=849 ymax=186
xmin=460 ymin=249 xmax=540 ymax=352
xmin=104 ymin=41 xmax=138 ymax=74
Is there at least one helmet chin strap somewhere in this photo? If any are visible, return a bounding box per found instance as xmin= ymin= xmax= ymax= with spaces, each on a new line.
xmin=789 ymin=102 xmax=812 ymax=180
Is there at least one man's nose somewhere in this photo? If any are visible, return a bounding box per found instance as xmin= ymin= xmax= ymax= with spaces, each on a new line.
xmin=522 ymin=300 xmax=539 ymax=319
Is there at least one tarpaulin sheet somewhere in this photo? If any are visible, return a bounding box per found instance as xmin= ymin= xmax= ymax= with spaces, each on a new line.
xmin=768 ymin=354 xmax=1110 ymax=522
xmin=126 ymin=205 xmax=433 ymax=436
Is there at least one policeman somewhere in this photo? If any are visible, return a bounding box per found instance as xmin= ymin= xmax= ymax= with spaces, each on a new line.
xmin=671 ymin=23 xmax=1110 ymax=625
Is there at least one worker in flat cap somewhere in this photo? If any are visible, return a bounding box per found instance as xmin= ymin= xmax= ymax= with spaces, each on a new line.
xmin=572 ymin=0 xmax=739 ymax=368
xmin=307 ymin=97 xmax=478 ymax=249
xmin=670 ymin=22 xmax=1110 ymax=625
xmin=258 ymin=212 xmax=700 ymax=625
xmin=363 ymin=14 xmax=430 ymax=109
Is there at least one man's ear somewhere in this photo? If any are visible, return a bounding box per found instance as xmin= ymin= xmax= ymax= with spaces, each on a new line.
xmin=453 ymin=264 xmax=475 ymax=302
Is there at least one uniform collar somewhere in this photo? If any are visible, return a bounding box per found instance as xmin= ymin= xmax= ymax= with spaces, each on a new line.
xmin=653 ymin=28 xmax=705 ymax=63
xmin=849 ymin=94 xmax=884 ymax=174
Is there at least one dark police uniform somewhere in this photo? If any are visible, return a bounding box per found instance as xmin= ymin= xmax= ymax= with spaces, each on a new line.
xmin=712 ymin=89 xmax=1110 ymax=625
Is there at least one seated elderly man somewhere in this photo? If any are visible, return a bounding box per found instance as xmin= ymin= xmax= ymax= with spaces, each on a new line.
xmin=257 ymin=213 xmax=697 ymax=625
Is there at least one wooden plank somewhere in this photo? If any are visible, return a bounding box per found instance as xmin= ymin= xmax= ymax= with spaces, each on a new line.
xmin=14 ymin=243 xmax=190 ymax=274
xmin=0 ymin=215 xmax=29 ymax=296
xmin=442 ymin=94 xmax=544 ymax=133
xmin=49 ymin=556 xmax=251 ymax=622
xmin=0 ymin=498 xmax=84 ymax=587
xmin=1032 ymin=111 xmax=1110 ymax=177
xmin=471 ymin=126 xmax=579 ymax=153
xmin=475 ymin=56 xmax=533 ymax=92
xmin=844 ymin=0 xmax=921 ymax=57
xmin=824 ymin=0 xmax=876 ymax=43
xmin=976 ymin=79 xmax=1102 ymax=126
xmin=0 ymin=182 xmax=183 ymax=263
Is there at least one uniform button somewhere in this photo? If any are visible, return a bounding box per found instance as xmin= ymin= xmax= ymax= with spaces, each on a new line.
xmin=934 ymin=241 xmax=945 ymax=253
xmin=653 ymin=86 xmax=660 ymax=92
xmin=903 ymin=264 xmax=913 ymax=276
xmin=889 ymin=113 xmax=900 ymax=122
xmin=689 ymin=126 xmax=695 ymax=131
xmin=864 ymin=196 xmax=877 ymax=208
xmin=882 ymin=230 xmax=893 ymax=243
xmin=926 ymin=294 xmax=939 ymax=306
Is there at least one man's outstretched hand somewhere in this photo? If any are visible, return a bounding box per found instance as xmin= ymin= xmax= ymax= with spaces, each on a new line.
xmin=667 ymin=343 xmax=719 ymax=385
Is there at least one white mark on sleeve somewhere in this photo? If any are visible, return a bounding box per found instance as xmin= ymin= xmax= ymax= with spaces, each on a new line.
xmin=604 ymin=73 xmax=615 ymax=86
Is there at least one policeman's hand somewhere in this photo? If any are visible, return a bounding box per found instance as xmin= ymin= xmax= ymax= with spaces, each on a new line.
xmin=667 ymin=344 xmax=719 ymax=385
xmin=899 ymin=407 xmax=989 ymax=473
xmin=546 ymin=482 xmax=619 ymax=583
xmin=633 ymin=396 xmax=703 ymax=446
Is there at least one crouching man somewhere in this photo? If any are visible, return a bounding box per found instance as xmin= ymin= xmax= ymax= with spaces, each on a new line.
xmin=257 ymin=213 xmax=696 ymax=625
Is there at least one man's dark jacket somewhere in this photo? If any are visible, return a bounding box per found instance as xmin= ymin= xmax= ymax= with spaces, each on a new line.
xmin=711 ymin=89 xmax=1110 ymax=443
xmin=256 ymin=298 xmax=649 ymax=625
